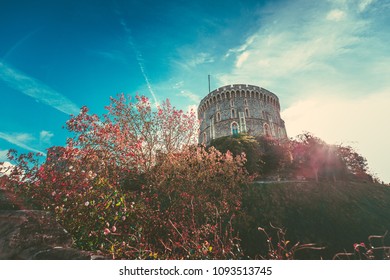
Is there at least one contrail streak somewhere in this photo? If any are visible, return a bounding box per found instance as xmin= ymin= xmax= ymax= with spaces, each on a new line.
xmin=2 ymin=29 xmax=40 ymax=61
xmin=119 ymin=19 xmax=159 ymax=106
xmin=0 ymin=132 xmax=45 ymax=155
xmin=0 ymin=62 xmax=80 ymax=115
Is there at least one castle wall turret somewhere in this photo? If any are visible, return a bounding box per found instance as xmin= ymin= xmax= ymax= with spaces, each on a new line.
xmin=197 ymin=84 xmax=287 ymax=145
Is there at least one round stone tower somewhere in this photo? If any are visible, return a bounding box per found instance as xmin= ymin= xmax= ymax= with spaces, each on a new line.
xmin=198 ymin=84 xmax=287 ymax=145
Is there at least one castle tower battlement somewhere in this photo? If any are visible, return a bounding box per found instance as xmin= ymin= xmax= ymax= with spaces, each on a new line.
xmin=197 ymin=84 xmax=287 ymax=145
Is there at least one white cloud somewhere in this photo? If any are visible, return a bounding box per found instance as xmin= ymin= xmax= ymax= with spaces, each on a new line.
xmin=359 ymin=0 xmax=375 ymax=12
xmin=0 ymin=62 xmax=79 ymax=115
xmin=236 ymin=51 xmax=250 ymax=68
xmin=39 ymin=130 xmax=54 ymax=146
xmin=14 ymin=133 xmax=35 ymax=143
xmin=282 ymin=90 xmax=390 ymax=183
xmin=225 ymin=35 xmax=257 ymax=58
xmin=216 ymin=0 xmax=380 ymax=95
xmin=0 ymin=132 xmax=45 ymax=155
xmin=326 ymin=9 xmax=346 ymax=21
xmin=177 ymin=90 xmax=201 ymax=103
xmin=0 ymin=161 xmax=15 ymax=176
xmin=187 ymin=53 xmax=214 ymax=68
xmin=0 ymin=150 xmax=8 ymax=162
xmin=173 ymin=81 xmax=184 ymax=89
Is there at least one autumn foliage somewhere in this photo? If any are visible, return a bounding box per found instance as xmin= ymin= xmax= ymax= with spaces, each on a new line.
xmin=0 ymin=94 xmax=250 ymax=259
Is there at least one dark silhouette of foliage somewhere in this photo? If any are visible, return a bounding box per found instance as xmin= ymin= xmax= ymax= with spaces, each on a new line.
xmin=255 ymin=136 xmax=292 ymax=179
xmin=210 ymin=134 xmax=262 ymax=175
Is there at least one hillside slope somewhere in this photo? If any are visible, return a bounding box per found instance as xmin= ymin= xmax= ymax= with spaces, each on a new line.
xmin=239 ymin=181 xmax=390 ymax=259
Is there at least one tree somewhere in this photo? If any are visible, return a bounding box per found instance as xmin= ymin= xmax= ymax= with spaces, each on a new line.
xmin=336 ymin=145 xmax=371 ymax=182
xmin=65 ymin=94 xmax=198 ymax=175
xmin=255 ymin=136 xmax=292 ymax=179
xmin=1 ymin=94 xmax=250 ymax=259
xmin=291 ymin=133 xmax=371 ymax=182
xmin=210 ymin=134 xmax=262 ymax=175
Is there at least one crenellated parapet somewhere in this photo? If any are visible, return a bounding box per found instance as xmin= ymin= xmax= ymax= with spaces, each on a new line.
xmin=197 ymin=84 xmax=287 ymax=145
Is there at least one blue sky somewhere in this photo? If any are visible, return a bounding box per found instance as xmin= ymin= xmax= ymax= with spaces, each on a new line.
xmin=1 ymin=0 xmax=389 ymax=182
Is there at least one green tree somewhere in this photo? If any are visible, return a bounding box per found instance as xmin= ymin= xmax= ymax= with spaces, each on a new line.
xmin=210 ymin=134 xmax=262 ymax=175
xmin=255 ymin=136 xmax=292 ymax=179
xmin=336 ymin=145 xmax=371 ymax=182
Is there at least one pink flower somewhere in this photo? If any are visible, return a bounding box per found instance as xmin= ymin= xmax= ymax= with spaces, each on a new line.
xmin=103 ymin=228 xmax=110 ymax=235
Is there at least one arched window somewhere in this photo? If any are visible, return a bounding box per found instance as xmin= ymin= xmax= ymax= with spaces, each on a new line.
xmin=245 ymin=108 xmax=249 ymax=117
xmin=230 ymin=99 xmax=234 ymax=107
xmin=244 ymin=99 xmax=247 ymax=106
xmin=263 ymin=123 xmax=271 ymax=137
xmin=231 ymin=122 xmax=239 ymax=136
xmin=231 ymin=109 xmax=235 ymax=118
xmin=279 ymin=127 xmax=284 ymax=138
xmin=216 ymin=112 xmax=221 ymax=122
xmin=202 ymin=132 xmax=207 ymax=144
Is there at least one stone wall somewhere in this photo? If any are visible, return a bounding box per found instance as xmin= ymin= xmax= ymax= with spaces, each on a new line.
xmin=198 ymin=84 xmax=288 ymax=145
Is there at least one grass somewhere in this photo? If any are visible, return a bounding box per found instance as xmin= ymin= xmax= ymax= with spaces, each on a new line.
xmin=238 ymin=181 xmax=390 ymax=259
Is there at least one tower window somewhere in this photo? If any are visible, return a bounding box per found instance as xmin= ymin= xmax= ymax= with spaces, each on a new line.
xmin=279 ymin=127 xmax=284 ymax=138
xmin=231 ymin=122 xmax=239 ymax=136
xmin=231 ymin=109 xmax=235 ymax=118
xmin=216 ymin=112 xmax=221 ymax=122
xmin=230 ymin=99 xmax=234 ymax=107
xmin=263 ymin=123 xmax=271 ymax=138
xmin=245 ymin=108 xmax=249 ymax=117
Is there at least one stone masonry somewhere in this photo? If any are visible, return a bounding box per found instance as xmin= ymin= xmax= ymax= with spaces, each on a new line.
xmin=198 ymin=84 xmax=287 ymax=145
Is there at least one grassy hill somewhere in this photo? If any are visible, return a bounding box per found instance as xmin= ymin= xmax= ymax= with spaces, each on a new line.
xmin=238 ymin=181 xmax=390 ymax=259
